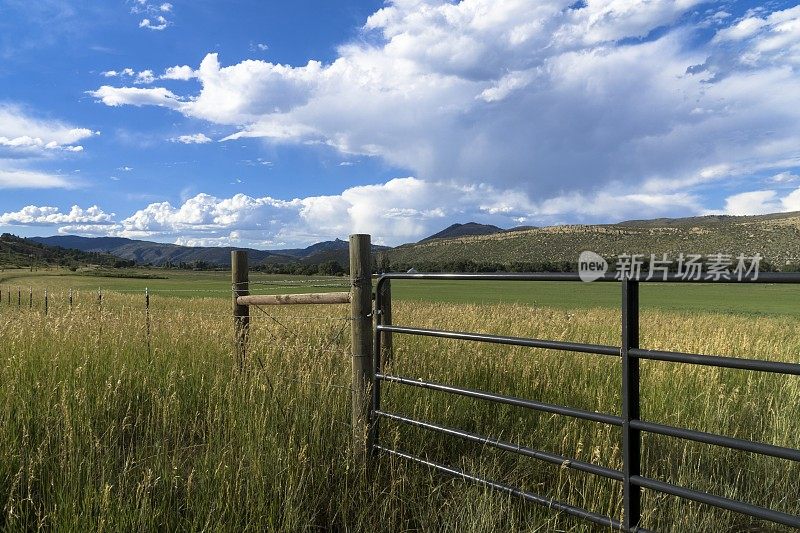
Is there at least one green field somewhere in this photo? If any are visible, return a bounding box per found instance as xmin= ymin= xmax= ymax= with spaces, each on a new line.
xmin=0 ymin=269 xmax=798 ymax=531
xmin=2 ymin=268 xmax=799 ymax=316
xmin=0 ymin=269 xmax=350 ymax=302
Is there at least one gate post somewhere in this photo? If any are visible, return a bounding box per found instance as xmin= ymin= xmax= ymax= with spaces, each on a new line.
xmin=232 ymin=250 xmax=250 ymax=370
xmin=622 ymin=279 xmax=641 ymax=530
xmin=349 ymin=234 xmax=374 ymax=461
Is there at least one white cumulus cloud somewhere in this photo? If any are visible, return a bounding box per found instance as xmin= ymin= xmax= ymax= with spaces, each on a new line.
xmin=89 ymin=86 xmax=182 ymax=108
xmin=139 ymin=15 xmax=169 ymax=31
xmin=161 ymin=65 xmax=195 ymax=80
xmin=0 ymin=205 xmax=114 ymax=225
xmin=724 ymin=187 xmax=800 ymax=215
xmin=170 ymin=133 xmax=213 ymax=144
xmin=0 ymin=104 xmax=97 ymax=153
xmin=8 ymin=175 xmax=704 ymax=246
xmin=88 ymin=1 xmax=800 ymax=207
xmin=134 ymin=70 xmax=156 ymax=84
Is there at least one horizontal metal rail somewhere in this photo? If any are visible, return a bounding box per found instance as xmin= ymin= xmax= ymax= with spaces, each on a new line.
xmin=630 ymin=348 xmax=800 ymax=376
xmin=631 ymin=475 xmax=800 ymax=528
xmin=374 ymin=445 xmax=636 ymax=531
xmin=376 ymin=271 xmax=800 ymax=283
xmin=371 ymin=271 xmax=800 ymax=530
xmin=375 ymin=410 xmax=623 ymax=481
xmin=630 ymin=419 xmax=800 ymax=462
xmin=377 ymin=324 xmax=620 ymax=356
xmin=376 ymin=373 xmax=623 ymax=426
xmin=236 ymin=292 xmax=350 ymax=306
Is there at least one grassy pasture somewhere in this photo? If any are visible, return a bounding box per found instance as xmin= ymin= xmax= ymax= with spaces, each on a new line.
xmin=0 ymin=272 xmax=798 ymax=531
xmin=0 ymin=269 xmax=350 ymax=300
xmin=2 ymin=268 xmax=800 ymax=316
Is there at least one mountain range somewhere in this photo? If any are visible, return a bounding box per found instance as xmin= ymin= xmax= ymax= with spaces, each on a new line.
xmin=7 ymin=211 xmax=800 ymax=270
xmin=387 ymin=212 xmax=800 ymax=269
xmin=26 ymin=235 xmax=385 ymax=267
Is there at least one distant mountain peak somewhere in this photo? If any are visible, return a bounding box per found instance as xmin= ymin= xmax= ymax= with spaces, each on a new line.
xmin=420 ymin=222 xmax=505 ymax=242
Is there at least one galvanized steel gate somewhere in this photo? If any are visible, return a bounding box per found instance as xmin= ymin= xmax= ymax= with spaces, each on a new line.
xmin=371 ymin=272 xmax=800 ymax=531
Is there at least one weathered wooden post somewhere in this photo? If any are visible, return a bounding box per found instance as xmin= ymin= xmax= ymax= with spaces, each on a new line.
xmin=29 ymin=286 xmax=32 ymax=309
xmin=69 ymin=288 xmax=73 ymax=311
xmin=44 ymin=289 xmax=48 ymax=316
xmin=232 ymin=250 xmax=250 ymax=370
xmin=350 ymin=234 xmax=374 ymax=460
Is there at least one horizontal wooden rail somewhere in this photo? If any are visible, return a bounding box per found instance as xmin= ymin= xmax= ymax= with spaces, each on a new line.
xmin=237 ymin=292 xmax=351 ymax=306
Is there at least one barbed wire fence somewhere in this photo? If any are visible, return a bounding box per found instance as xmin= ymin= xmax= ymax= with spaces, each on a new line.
xmin=0 ymin=235 xmax=387 ymax=468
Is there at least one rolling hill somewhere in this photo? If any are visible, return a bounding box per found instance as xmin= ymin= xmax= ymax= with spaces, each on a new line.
xmin=419 ymin=222 xmax=505 ymax=242
xmin=386 ymin=212 xmax=800 ymax=270
xmin=1 ymin=233 xmax=127 ymax=269
xmin=29 ymin=236 xmax=388 ymax=267
xmin=15 ymin=211 xmax=800 ymax=272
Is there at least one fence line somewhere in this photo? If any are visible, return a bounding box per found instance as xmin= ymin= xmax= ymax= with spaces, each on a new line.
xmin=228 ymin=236 xmax=375 ymax=460
xmin=5 ymin=242 xmax=798 ymax=530
xmin=372 ymin=272 xmax=800 ymax=531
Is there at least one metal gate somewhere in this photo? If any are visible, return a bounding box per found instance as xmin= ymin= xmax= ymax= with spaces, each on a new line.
xmin=371 ymin=272 xmax=800 ymax=531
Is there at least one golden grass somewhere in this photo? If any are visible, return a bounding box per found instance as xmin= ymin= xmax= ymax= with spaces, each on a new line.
xmin=0 ymin=292 xmax=797 ymax=531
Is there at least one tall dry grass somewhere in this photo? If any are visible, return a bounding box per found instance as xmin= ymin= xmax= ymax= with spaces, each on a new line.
xmin=0 ymin=291 xmax=797 ymax=531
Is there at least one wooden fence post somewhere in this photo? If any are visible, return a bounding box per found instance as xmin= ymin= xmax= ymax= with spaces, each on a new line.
xmin=232 ymin=250 xmax=250 ymax=370
xmin=44 ymin=289 xmax=48 ymax=316
xmin=350 ymin=234 xmax=374 ymax=461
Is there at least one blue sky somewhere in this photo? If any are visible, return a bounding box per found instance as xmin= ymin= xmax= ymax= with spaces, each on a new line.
xmin=1 ymin=0 xmax=799 ymax=247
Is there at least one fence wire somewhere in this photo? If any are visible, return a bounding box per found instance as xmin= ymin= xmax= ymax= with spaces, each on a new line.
xmin=0 ymin=284 xmax=355 ymax=362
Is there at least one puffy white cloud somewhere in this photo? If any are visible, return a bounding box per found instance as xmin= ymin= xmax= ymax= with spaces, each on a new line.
xmin=0 ymin=104 xmax=96 ymax=153
xmin=724 ymin=187 xmax=800 ymax=215
xmin=100 ymin=67 xmax=159 ymax=84
xmin=0 ymin=205 xmax=114 ymax=225
xmin=139 ymin=15 xmax=169 ymax=31
xmin=130 ymin=0 xmax=173 ymax=29
xmin=0 ymin=106 xmax=95 ymax=191
xmin=134 ymin=70 xmax=155 ymax=84
xmin=118 ymin=193 xmax=301 ymax=238
xmin=560 ymin=0 xmax=705 ymax=45
xmin=7 ymin=175 xmax=702 ymax=246
xmin=101 ymin=68 xmax=135 ymax=78
xmin=724 ymin=190 xmax=782 ymax=215
xmin=88 ymin=1 xmax=800 ymax=206
xmin=784 ymin=188 xmax=800 ymax=211
xmin=180 ymin=53 xmax=324 ymax=124
xmin=170 ymin=133 xmax=212 ymax=144
xmin=161 ymin=65 xmax=195 ymax=80
xmin=88 ymin=86 xmax=182 ymax=108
